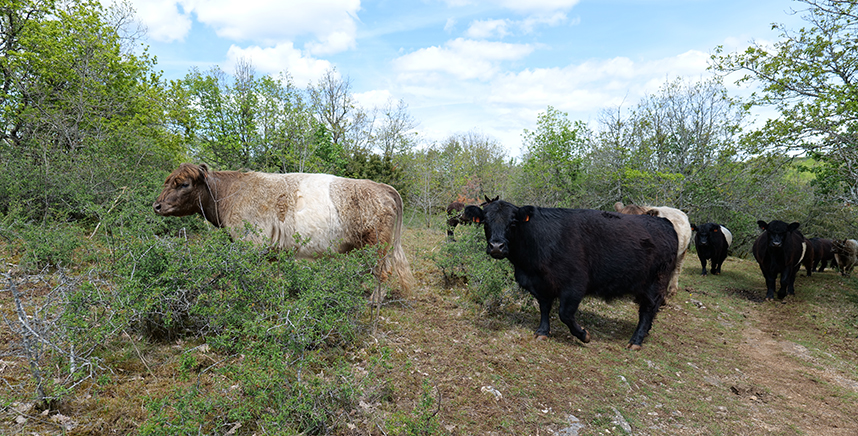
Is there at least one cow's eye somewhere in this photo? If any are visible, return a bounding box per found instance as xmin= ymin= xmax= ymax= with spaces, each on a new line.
xmin=180 ymin=182 xmax=190 ymax=188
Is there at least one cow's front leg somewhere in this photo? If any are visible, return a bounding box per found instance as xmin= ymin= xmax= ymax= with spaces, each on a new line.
xmin=534 ymin=297 xmax=553 ymax=340
xmin=764 ymin=273 xmax=777 ymax=300
xmin=628 ymin=295 xmax=660 ymax=351
xmin=558 ymin=293 xmax=589 ymax=344
xmin=700 ymin=258 xmax=708 ymax=276
xmin=778 ymin=269 xmax=791 ymax=299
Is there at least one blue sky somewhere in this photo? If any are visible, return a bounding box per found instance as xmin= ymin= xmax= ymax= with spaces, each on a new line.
xmin=115 ymin=0 xmax=805 ymax=157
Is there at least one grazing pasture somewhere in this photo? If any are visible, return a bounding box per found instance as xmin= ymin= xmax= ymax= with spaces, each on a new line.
xmin=1 ymin=220 xmax=858 ymax=435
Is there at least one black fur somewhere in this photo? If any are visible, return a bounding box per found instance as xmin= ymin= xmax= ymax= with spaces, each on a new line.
xmin=462 ymin=199 xmax=678 ymax=348
xmin=752 ymin=220 xmax=807 ymax=300
xmin=691 ymin=222 xmax=730 ymax=275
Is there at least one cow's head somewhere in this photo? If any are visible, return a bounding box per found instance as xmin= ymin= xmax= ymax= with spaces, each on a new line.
xmin=693 ymin=222 xmax=721 ymax=247
xmin=153 ymin=163 xmax=210 ymax=217
xmin=757 ymin=220 xmax=800 ymax=249
xmin=462 ymin=198 xmax=533 ymax=259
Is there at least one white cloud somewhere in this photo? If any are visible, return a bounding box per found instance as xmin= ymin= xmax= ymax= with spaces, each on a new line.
xmin=353 ymin=90 xmax=394 ymax=111
xmin=465 ymin=19 xmax=511 ymax=39
xmin=123 ymin=0 xmax=359 ymax=54
xmin=486 ymin=50 xmax=711 ymax=110
xmin=393 ymin=38 xmax=535 ymax=80
xmin=225 ymin=43 xmax=332 ymax=86
xmin=520 ymin=11 xmax=569 ymax=33
xmin=444 ymin=17 xmax=457 ymax=32
xmin=498 ymin=0 xmax=580 ymax=13
xmin=186 ymin=0 xmax=359 ymax=50
xmin=441 ymin=0 xmax=580 ymax=14
xmin=102 ymin=0 xmax=192 ymax=43
xmin=394 ymin=49 xmax=716 ymax=155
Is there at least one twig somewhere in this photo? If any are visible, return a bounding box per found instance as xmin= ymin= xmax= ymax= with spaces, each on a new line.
xmin=89 ymin=186 xmax=127 ymax=239
xmin=123 ymin=329 xmax=153 ymax=377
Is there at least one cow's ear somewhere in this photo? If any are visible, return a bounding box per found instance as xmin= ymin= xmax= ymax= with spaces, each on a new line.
xmin=516 ymin=206 xmax=536 ymax=223
xmin=690 ymin=223 xmax=697 ymax=231
xmin=788 ymin=222 xmax=800 ymax=232
xmin=757 ymin=220 xmax=768 ymax=230
xmin=713 ymin=226 xmax=720 ymax=233
xmin=462 ymin=205 xmax=485 ymax=224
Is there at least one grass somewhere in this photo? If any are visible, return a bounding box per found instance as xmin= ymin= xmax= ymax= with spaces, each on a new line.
xmin=2 ymin=217 xmax=858 ymax=435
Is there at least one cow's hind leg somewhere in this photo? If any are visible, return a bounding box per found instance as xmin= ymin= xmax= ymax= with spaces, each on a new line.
xmin=558 ymin=293 xmax=589 ymax=344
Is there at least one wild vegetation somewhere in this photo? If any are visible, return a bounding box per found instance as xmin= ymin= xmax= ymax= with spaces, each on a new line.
xmin=2 ymin=0 xmax=858 ymax=434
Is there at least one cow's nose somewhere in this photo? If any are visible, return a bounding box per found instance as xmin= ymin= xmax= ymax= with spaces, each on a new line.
xmin=488 ymin=241 xmax=506 ymax=256
xmin=153 ymin=202 xmax=161 ymax=212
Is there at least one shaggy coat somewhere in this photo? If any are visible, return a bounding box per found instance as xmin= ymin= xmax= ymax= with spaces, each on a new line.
xmin=153 ymin=163 xmax=414 ymax=295
xmin=465 ymin=199 xmax=678 ymax=350
xmin=752 ymin=220 xmax=807 ymax=300
xmin=690 ymin=223 xmax=732 ymax=276
xmin=833 ymin=239 xmax=858 ymax=277
xmin=614 ymin=202 xmax=691 ymax=299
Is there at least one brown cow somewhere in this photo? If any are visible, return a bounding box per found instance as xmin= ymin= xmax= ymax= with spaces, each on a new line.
xmin=153 ymin=163 xmax=414 ymax=303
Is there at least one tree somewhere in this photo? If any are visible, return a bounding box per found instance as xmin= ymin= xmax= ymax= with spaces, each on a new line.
xmin=308 ymin=67 xmax=352 ymax=148
xmin=588 ymin=78 xmax=749 ymax=212
xmin=0 ymin=0 xmax=176 ymax=220
xmin=515 ymin=106 xmax=589 ymax=207
xmin=711 ymin=0 xmax=858 ymax=204
xmin=435 ymin=131 xmax=511 ymax=203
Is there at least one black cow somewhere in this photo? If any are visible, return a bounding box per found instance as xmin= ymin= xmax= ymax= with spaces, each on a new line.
xmin=752 ymin=220 xmax=808 ymax=300
xmin=809 ymin=238 xmax=838 ymax=272
xmin=690 ymin=223 xmax=731 ymax=276
xmin=462 ymin=198 xmax=678 ymax=350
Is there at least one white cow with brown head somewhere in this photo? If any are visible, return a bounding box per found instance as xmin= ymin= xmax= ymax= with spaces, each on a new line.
xmin=153 ymin=163 xmax=414 ymax=302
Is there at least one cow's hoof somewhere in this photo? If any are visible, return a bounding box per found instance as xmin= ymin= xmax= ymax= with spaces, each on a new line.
xmin=627 ymin=343 xmax=642 ymax=351
xmin=582 ymin=330 xmax=591 ymax=343
xmin=534 ymin=334 xmax=549 ymax=341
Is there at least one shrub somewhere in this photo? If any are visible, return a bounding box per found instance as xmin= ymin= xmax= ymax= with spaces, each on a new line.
xmin=114 ymin=228 xmax=381 ymax=433
xmin=434 ymin=224 xmax=519 ymax=314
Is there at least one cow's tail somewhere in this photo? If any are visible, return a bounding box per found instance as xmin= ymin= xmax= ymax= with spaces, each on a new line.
xmin=390 ymin=195 xmax=415 ymax=295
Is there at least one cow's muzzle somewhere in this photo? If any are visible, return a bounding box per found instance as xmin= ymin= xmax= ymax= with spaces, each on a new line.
xmin=152 ymin=201 xmax=168 ymax=215
xmin=487 ymin=241 xmax=508 ymax=259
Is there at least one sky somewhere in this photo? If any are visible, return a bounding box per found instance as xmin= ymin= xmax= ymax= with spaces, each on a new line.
xmin=114 ymin=0 xmax=806 ymax=157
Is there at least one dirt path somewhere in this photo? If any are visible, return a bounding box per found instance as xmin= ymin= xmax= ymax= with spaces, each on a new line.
xmin=736 ymin=307 xmax=858 ymax=435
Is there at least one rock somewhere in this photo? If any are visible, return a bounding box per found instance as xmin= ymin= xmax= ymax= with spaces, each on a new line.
xmin=480 ymin=385 xmax=502 ymax=401
xmin=554 ymin=414 xmax=585 ymax=436
xmin=611 ymin=407 xmax=632 ymax=433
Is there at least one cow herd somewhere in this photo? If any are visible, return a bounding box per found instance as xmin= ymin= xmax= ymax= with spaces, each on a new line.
xmin=153 ymin=164 xmax=856 ymax=350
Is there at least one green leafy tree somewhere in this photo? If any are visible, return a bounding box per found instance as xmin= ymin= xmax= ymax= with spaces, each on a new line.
xmin=516 ymin=106 xmax=589 ymax=206
xmin=0 ymin=0 xmax=178 ymax=220
xmin=587 ymin=78 xmax=750 ymax=212
xmin=435 ymin=131 xmax=512 ymax=203
xmin=712 ymin=0 xmax=858 ymax=203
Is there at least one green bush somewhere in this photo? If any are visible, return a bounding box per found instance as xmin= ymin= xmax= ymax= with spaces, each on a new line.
xmin=434 ymin=224 xmax=519 ymax=313
xmin=14 ymin=221 xmax=83 ymax=271
xmin=113 ymin=228 xmax=381 ymax=433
